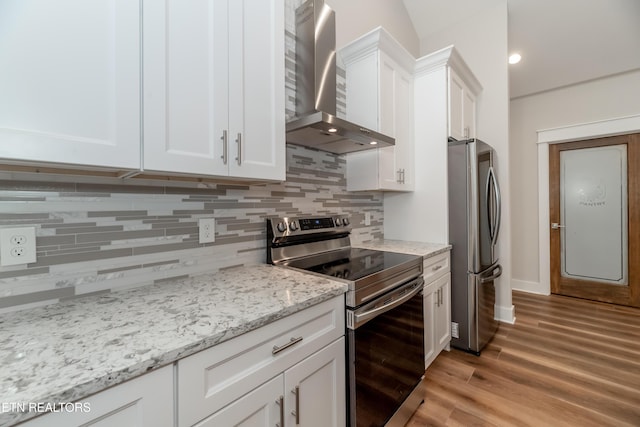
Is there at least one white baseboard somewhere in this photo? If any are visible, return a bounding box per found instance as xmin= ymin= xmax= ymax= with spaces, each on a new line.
xmin=511 ymin=279 xmax=549 ymax=295
xmin=495 ymin=304 xmax=515 ymax=324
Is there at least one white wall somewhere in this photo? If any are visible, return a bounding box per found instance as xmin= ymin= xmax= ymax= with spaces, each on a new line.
xmin=411 ymin=1 xmax=513 ymax=322
xmin=510 ymin=69 xmax=640 ymax=293
xmin=326 ymin=0 xmax=420 ymax=56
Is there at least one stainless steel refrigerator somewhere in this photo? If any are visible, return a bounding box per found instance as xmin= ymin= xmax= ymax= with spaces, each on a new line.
xmin=448 ymin=138 xmax=502 ymax=354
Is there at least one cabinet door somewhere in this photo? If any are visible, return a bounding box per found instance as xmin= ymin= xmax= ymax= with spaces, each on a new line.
xmin=177 ymin=296 xmax=344 ymax=427
xmin=0 ymin=0 xmax=140 ymax=170
xmin=423 ymin=284 xmax=437 ymax=368
xmin=284 ymin=338 xmax=345 ymax=427
xmin=379 ymin=52 xmax=415 ymax=190
xmin=143 ymin=0 xmax=229 ymax=176
xmin=391 ymin=63 xmax=414 ymax=190
xmin=448 ymin=70 xmax=466 ymax=141
xmin=346 ymin=50 xmax=413 ymax=192
xmin=194 ymin=376 xmax=283 ymax=427
xmin=21 ymin=366 xmax=173 ymax=427
xmin=448 ymin=69 xmax=475 ymax=141
xmin=463 ymin=89 xmax=476 ymax=139
xmin=227 ymin=0 xmax=285 ymax=181
xmin=377 ymin=53 xmax=400 ymax=189
xmin=435 ymin=273 xmax=452 ymax=350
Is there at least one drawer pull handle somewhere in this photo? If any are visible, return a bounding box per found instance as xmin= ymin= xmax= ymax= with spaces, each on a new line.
xmin=220 ymin=130 xmax=228 ymax=165
xmin=276 ymin=395 xmax=284 ymax=427
xmin=236 ymin=132 xmax=242 ymax=166
xmin=432 ymin=265 xmax=443 ymax=272
xmin=292 ymin=385 xmax=300 ymax=424
xmin=272 ymin=336 xmax=303 ymax=355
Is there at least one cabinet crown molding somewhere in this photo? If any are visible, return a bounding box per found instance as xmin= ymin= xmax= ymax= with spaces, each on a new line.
xmin=414 ymin=45 xmax=482 ymax=95
xmin=339 ymin=26 xmax=415 ymax=72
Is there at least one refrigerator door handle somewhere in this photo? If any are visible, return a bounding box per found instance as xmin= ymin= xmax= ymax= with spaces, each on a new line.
xmin=480 ymin=264 xmax=502 ymax=283
xmin=487 ymin=166 xmax=501 ymax=245
xmin=485 ymin=168 xmax=494 ymax=242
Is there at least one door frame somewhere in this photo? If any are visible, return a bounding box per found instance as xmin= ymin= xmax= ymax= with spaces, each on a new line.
xmin=535 ymin=114 xmax=640 ymax=297
xmin=549 ymin=135 xmax=639 ymax=306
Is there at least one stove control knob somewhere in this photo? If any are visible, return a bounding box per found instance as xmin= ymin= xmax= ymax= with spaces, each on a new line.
xmin=289 ymin=221 xmax=299 ymax=231
xmin=334 ymin=217 xmax=342 ymax=227
xmin=276 ymin=222 xmax=287 ymax=233
xmin=342 ymin=218 xmax=350 ymax=226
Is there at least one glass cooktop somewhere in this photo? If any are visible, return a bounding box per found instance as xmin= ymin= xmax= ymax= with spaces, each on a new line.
xmin=284 ymin=247 xmax=420 ymax=282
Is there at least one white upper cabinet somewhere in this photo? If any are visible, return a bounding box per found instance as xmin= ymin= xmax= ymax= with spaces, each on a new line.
xmin=341 ymin=28 xmax=415 ymax=192
xmin=448 ymin=68 xmax=477 ymax=141
xmin=414 ymin=46 xmax=481 ymax=143
xmin=413 ymin=46 xmax=480 ymax=145
xmin=143 ymin=0 xmax=286 ymax=181
xmin=0 ymin=0 xmax=141 ymax=170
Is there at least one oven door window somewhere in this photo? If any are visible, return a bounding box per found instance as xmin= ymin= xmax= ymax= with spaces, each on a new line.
xmin=348 ymin=291 xmax=424 ymax=427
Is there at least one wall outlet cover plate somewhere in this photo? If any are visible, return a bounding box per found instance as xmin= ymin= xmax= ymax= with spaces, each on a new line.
xmin=0 ymin=227 xmax=37 ymax=266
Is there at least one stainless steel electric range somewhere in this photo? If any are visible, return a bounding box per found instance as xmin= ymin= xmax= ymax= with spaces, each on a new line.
xmin=267 ymin=215 xmax=426 ymax=427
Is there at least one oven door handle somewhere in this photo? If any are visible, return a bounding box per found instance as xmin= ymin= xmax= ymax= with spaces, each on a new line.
xmin=352 ymin=278 xmax=423 ymax=329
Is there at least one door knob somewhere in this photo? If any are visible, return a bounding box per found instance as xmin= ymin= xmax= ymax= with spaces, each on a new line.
xmin=551 ymin=223 xmax=565 ymax=229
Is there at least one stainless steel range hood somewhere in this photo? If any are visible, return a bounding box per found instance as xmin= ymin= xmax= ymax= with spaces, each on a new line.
xmin=286 ymin=0 xmax=395 ymax=154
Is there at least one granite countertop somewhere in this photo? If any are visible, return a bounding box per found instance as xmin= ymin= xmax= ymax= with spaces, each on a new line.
xmin=355 ymin=239 xmax=451 ymax=259
xmin=0 ymin=264 xmax=347 ymax=426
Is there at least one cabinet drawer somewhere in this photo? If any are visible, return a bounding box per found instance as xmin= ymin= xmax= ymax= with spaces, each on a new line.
xmin=423 ymin=251 xmax=450 ymax=284
xmin=177 ymin=295 xmax=344 ymax=427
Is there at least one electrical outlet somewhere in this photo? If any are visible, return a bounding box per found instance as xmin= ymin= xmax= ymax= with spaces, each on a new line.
xmin=451 ymin=321 xmax=459 ymax=339
xmin=1 ymin=227 xmax=37 ymax=266
xmin=198 ymin=218 xmax=216 ymax=244
xmin=11 ymin=247 xmax=26 ymax=257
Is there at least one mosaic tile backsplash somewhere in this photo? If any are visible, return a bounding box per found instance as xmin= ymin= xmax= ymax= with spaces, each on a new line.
xmin=0 ymin=145 xmax=383 ymax=313
xmin=0 ymin=0 xmax=374 ymax=312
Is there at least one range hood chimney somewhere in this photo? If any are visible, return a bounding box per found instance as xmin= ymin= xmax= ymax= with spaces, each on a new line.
xmin=285 ymin=0 xmax=395 ymax=154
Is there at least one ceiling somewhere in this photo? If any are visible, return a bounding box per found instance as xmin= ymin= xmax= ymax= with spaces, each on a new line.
xmin=402 ymin=0 xmax=640 ymax=99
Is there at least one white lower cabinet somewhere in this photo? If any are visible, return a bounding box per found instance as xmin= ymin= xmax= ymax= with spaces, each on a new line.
xmin=20 ymin=365 xmax=174 ymax=427
xmin=434 ymin=273 xmax=451 ymax=351
xmin=283 ymin=338 xmax=345 ymax=427
xmin=196 ymin=338 xmax=345 ymax=427
xmin=177 ymin=296 xmax=345 ymax=427
xmin=193 ymin=375 xmax=282 ymax=427
xmin=423 ymin=252 xmax=452 ymax=369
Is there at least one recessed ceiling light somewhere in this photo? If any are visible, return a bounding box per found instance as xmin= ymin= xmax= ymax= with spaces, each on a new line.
xmin=508 ymin=53 xmax=521 ymax=64
xmin=369 ymin=141 xmax=378 ymax=145
xmin=328 ymin=127 xmax=338 ymax=133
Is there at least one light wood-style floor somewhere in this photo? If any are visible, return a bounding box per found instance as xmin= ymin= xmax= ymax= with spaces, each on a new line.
xmin=406 ymin=291 xmax=640 ymax=427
